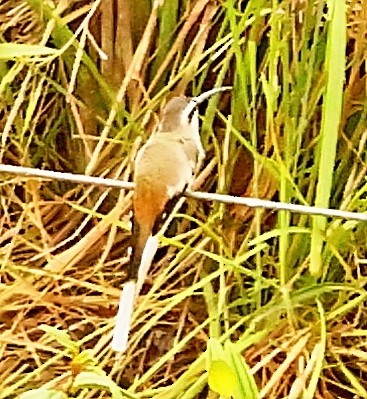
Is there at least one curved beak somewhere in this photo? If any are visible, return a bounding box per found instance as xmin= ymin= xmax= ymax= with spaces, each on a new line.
xmin=183 ymin=86 xmax=232 ymax=121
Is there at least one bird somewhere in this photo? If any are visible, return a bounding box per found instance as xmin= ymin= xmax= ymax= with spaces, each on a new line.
xmin=111 ymin=87 xmax=231 ymax=352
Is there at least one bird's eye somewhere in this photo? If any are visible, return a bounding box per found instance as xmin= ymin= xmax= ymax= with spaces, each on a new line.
xmin=188 ymin=104 xmax=198 ymax=121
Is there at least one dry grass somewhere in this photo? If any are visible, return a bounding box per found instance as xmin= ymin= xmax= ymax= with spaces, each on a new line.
xmin=1 ymin=0 xmax=367 ymax=398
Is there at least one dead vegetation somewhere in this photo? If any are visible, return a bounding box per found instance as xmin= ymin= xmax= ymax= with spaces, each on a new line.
xmin=1 ymin=0 xmax=367 ymax=398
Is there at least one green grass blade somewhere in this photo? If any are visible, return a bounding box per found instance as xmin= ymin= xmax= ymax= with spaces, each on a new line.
xmin=310 ymin=0 xmax=347 ymax=275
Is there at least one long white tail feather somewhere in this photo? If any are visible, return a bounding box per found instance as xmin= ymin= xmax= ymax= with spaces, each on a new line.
xmin=137 ymin=235 xmax=159 ymax=293
xmin=111 ymin=281 xmax=136 ymax=352
xmin=111 ymin=236 xmax=158 ymax=352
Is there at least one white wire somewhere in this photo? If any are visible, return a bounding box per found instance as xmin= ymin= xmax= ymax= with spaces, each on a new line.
xmin=0 ymin=164 xmax=366 ymax=222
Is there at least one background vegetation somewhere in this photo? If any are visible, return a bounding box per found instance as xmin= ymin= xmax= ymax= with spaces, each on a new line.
xmin=0 ymin=0 xmax=366 ymax=398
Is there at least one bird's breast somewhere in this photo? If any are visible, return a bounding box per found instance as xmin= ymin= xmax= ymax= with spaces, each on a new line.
xmin=134 ymin=135 xmax=196 ymax=196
